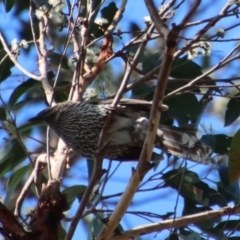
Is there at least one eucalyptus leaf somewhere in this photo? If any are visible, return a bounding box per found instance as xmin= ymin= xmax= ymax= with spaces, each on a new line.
xmin=5 ymin=0 xmax=15 ymax=12
xmin=0 ymin=48 xmax=14 ymax=82
xmin=142 ymin=52 xmax=162 ymax=73
xmin=224 ymin=93 xmax=240 ymax=127
xmin=62 ymin=185 xmax=87 ymax=209
xmin=171 ymin=57 xmax=202 ymax=79
xmin=0 ymin=139 xmax=27 ymax=177
xmin=214 ymin=134 xmax=232 ymax=154
xmin=228 ymin=129 xmax=240 ymax=182
xmin=5 ymin=165 xmax=30 ymax=204
xmin=0 ymin=107 xmax=6 ymax=120
xmin=8 ymin=79 xmax=40 ymax=109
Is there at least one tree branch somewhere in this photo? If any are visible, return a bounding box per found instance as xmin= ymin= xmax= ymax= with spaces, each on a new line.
xmin=111 ymin=205 xmax=240 ymax=240
xmin=0 ymin=32 xmax=41 ymax=81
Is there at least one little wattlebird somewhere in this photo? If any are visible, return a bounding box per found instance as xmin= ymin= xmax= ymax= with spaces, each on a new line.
xmin=29 ymin=98 xmax=212 ymax=163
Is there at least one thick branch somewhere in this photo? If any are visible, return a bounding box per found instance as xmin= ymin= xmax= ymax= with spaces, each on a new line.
xmin=0 ymin=202 xmax=30 ymax=240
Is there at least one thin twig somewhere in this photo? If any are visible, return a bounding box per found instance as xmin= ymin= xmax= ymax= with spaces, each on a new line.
xmin=174 ymin=2 xmax=231 ymax=58
xmin=14 ymin=154 xmax=50 ymax=216
xmin=29 ymin=0 xmax=40 ymax=55
xmin=165 ymin=43 xmax=240 ymax=100
xmin=0 ymin=33 xmax=41 ymax=81
xmin=64 ymin=158 xmax=104 ymax=240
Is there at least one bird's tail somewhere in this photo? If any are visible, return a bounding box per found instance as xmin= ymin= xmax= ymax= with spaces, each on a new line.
xmin=135 ymin=118 xmax=211 ymax=163
xmin=156 ymin=125 xmax=212 ymax=164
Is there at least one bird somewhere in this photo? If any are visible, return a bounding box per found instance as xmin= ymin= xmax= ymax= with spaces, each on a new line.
xmin=29 ymin=99 xmax=212 ymax=163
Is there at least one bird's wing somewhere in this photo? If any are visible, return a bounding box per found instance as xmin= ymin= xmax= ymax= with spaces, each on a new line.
xmin=162 ymin=139 xmax=212 ymax=164
xmin=89 ymin=98 xmax=168 ymax=111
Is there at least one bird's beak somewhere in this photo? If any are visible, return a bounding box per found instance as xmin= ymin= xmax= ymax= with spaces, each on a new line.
xmin=28 ymin=115 xmax=43 ymax=122
xmin=28 ymin=108 xmax=53 ymax=122
xmin=28 ymin=113 xmax=41 ymax=121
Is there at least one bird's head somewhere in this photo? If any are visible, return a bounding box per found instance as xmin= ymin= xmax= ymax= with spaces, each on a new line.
xmin=29 ymin=102 xmax=78 ymax=126
xmin=29 ymin=106 xmax=58 ymax=124
xmin=29 ymin=102 xmax=74 ymax=125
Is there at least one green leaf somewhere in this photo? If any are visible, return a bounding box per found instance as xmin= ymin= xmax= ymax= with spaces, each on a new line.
xmin=163 ymin=169 xmax=200 ymax=184
xmin=142 ymin=52 xmax=162 ymax=73
xmin=16 ymin=121 xmax=39 ymax=137
xmin=201 ymin=134 xmax=216 ymax=152
xmin=129 ymin=22 xmax=141 ymax=38
xmin=8 ymin=79 xmax=40 ymax=109
xmin=88 ymin=216 xmax=123 ymax=240
xmin=88 ymin=2 xmax=118 ymax=40
xmin=131 ymin=82 xmax=154 ymax=100
xmin=216 ymin=220 xmax=240 ymax=231
xmin=100 ymin=2 xmax=118 ymax=27
xmin=58 ymin=224 xmax=66 ymax=240
xmin=86 ymin=158 xmax=95 ymax=181
xmin=217 ymin=161 xmax=240 ymax=204
xmin=224 ymin=93 xmax=240 ymax=127
xmin=166 ymin=80 xmax=186 ymax=93
xmin=62 ymin=185 xmax=87 ymax=209
xmin=174 ymin=93 xmax=201 ymax=120
xmin=5 ymin=165 xmax=30 ymax=204
xmin=12 ymin=98 xmax=44 ymax=112
xmin=162 ymin=93 xmax=202 ymax=126
xmin=88 ymin=22 xmax=105 ymax=39
xmin=183 ymin=201 xmax=221 ymax=229
xmin=162 ymin=169 xmax=205 ymax=204
xmin=0 ymin=139 xmax=27 ymax=177
xmin=201 ymin=227 xmax=225 ymax=239
xmin=171 ymin=57 xmax=202 ymax=79
xmin=185 ymin=233 xmax=201 ymax=240
xmin=179 ymin=229 xmax=202 ymax=240
xmin=166 ymin=233 xmax=179 ymax=240
xmin=217 ymin=181 xmax=240 ymax=205
xmin=228 ymin=129 xmax=240 ymax=182
xmin=0 ymin=107 xmax=6 ymax=120
xmin=162 ymin=169 xmax=227 ymax=206
xmin=5 ymin=0 xmax=15 ymax=12
xmin=88 ymin=216 xmax=105 ymax=240
xmin=47 ymin=52 xmax=74 ymax=72
xmin=125 ymin=43 xmax=146 ymax=63
xmin=194 ymin=181 xmax=227 ymax=207
xmin=217 ymin=162 xmax=230 ymax=185
xmin=92 ymin=77 xmax=117 ymax=98
xmin=53 ymin=89 xmax=69 ymax=103
xmin=214 ymin=134 xmax=232 ymax=154
xmin=0 ymin=48 xmax=14 ymax=82
xmin=161 ymin=105 xmax=190 ymax=126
